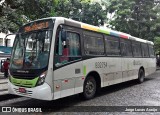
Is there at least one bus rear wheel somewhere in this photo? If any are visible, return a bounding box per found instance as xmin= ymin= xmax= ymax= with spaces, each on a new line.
xmin=81 ymin=76 xmax=96 ymax=100
xmin=137 ymin=69 xmax=145 ymax=83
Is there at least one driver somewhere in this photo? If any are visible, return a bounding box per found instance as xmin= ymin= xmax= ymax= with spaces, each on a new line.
xmin=25 ymin=52 xmax=36 ymax=67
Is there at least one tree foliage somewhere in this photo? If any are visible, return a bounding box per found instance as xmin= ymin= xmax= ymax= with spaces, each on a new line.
xmin=0 ymin=0 xmax=57 ymax=33
xmin=1 ymin=0 xmax=160 ymax=53
xmin=0 ymin=0 xmax=107 ymax=33
xmin=154 ymin=36 xmax=160 ymax=54
xmin=55 ymin=0 xmax=107 ymax=26
xmin=108 ymin=0 xmax=159 ymax=41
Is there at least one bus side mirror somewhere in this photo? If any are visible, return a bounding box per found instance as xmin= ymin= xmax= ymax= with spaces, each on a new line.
xmin=61 ymin=29 xmax=67 ymax=41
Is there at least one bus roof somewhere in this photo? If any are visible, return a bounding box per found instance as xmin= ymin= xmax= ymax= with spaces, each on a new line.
xmin=129 ymin=36 xmax=153 ymax=45
xmin=27 ymin=17 xmax=154 ymax=45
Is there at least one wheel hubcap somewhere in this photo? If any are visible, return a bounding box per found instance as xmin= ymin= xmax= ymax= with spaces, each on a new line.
xmin=85 ymin=81 xmax=94 ymax=95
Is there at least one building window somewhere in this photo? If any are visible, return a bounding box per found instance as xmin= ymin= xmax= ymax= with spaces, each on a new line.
xmin=7 ymin=39 xmax=11 ymax=47
xmin=0 ymin=38 xmax=3 ymax=46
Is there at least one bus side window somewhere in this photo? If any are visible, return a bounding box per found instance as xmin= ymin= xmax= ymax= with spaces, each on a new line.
xmin=105 ymin=36 xmax=120 ymax=56
xmin=149 ymin=45 xmax=155 ymax=57
xmin=132 ymin=42 xmax=142 ymax=57
xmin=55 ymin=29 xmax=81 ymax=67
xmin=54 ymin=28 xmax=61 ymax=66
xmin=60 ymin=39 xmax=69 ymax=63
xmin=67 ymin=32 xmax=81 ymax=61
xmin=141 ymin=43 xmax=149 ymax=57
xmin=121 ymin=39 xmax=132 ymax=57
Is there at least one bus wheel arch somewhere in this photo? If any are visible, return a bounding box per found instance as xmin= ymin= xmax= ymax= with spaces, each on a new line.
xmin=137 ymin=66 xmax=145 ymax=83
xmin=80 ymin=71 xmax=101 ymax=100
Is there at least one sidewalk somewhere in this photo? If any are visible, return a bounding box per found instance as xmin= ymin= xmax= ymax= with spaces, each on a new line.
xmin=0 ymin=72 xmax=8 ymax=95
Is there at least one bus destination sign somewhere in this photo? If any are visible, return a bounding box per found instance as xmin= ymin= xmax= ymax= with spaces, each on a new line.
xmin=24 ymin=21 xmax=49 ymax=32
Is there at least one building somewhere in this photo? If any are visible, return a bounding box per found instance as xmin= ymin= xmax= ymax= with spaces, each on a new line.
xmin=0 ymin=32 xmax=14 ymax=70
xmin=0 ymin=32 xmax=15 ymax=47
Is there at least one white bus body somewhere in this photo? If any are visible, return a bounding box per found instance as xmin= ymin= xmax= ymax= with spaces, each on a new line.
xmin=8 ymin=17 xmax=156 ymax=100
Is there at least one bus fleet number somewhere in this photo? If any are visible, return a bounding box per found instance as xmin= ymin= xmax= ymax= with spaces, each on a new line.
xmin=95 ymin=62 xmax=107 ymax=68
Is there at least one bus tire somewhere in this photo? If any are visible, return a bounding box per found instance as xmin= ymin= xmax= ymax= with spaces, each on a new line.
xmin=137 ymin=69 xmax=145 ymax=83
xmin=80 ymin=76 xmax=96 ymax=100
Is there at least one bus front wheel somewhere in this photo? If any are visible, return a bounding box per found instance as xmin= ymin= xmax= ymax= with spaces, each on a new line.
xmin=137 ymin=69 xmax=145 ymax=83
xmin=80 ymin=76 xmax=96 ymax=100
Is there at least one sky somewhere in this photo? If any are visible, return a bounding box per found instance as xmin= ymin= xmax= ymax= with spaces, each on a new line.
xmin=0 ymin=0 xmax=4 ymax=5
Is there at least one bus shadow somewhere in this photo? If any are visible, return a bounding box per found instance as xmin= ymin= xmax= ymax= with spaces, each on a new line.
xmin=9 ymin=93 xmax=82 ymax=112
xmin=98 ymin=77 xmax=153 ymax=97
xmin=9 ymin=77 xmax=154 ymax=112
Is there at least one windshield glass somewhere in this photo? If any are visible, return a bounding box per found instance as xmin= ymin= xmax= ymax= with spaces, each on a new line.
xmin=10 ymin=29 xmax=52 ymax=69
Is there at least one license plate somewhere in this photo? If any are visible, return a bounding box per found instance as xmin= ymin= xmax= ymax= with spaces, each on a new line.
xmin=19 ymin=87 xmax=26 ymax=93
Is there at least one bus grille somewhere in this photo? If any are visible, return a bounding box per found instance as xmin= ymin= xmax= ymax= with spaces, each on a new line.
xmin=11 ymin=73 xmax=37 ymax=80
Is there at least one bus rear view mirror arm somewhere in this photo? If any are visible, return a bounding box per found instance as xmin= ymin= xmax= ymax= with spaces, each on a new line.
xmin=61 ymin=30 xmax=67 ymax=41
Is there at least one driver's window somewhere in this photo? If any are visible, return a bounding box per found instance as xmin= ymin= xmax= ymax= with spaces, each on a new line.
xmin=14 ymin=35 xmax=25 ymax=59
xmin=55 ymin=27 xmax=81 ymax=67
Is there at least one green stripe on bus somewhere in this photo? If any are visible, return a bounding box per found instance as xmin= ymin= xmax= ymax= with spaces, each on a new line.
xmin=10 ymin=76 xmax=39 ymax=88
xmin=83 ymin=66 xmax=86 ymax=76
xmin=98 ymin=29 xmax=110 ymax=35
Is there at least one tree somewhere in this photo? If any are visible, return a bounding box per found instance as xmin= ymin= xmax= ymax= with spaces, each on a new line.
xmin=108 ymin=0 xmax=159 ymax=41
xmin=80 ymin=1 xmax=107 ymax=26
xmin=0 ymin=0 xmax=108 ymax=33
xmin=0 ymin=0 xmax=58 ymax=33
xmin=154 ymin=8 xmax=160 ymax=54
xmin=154 ymin=37 xmax=160 ymax=55
xmin=55 ymin=0 xmax=107 ymax=26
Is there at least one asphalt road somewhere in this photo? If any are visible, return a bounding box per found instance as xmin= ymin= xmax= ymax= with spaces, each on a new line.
xmin=0 ymin=70 xmax=160 ymax=114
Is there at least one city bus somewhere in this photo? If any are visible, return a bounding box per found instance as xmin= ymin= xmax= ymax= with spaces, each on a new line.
xmin=8 ymin=17 xmax=156 ymax=100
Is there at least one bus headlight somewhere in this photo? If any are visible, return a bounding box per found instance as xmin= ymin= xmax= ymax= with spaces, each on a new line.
xmin=36 ymin=71 xmax=47 ymax=86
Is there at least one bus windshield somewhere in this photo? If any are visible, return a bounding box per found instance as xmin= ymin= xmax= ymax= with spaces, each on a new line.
xmin=10 ymin=29 xmax=52 ymax=69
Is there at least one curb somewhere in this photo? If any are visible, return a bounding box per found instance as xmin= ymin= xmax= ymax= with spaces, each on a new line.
xmin=0 ymin=94 xmax=21 ymax=101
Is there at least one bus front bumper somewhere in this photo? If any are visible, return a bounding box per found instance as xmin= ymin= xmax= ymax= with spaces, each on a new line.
xmin=8 ymin=81 xmax=53 ymax=100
